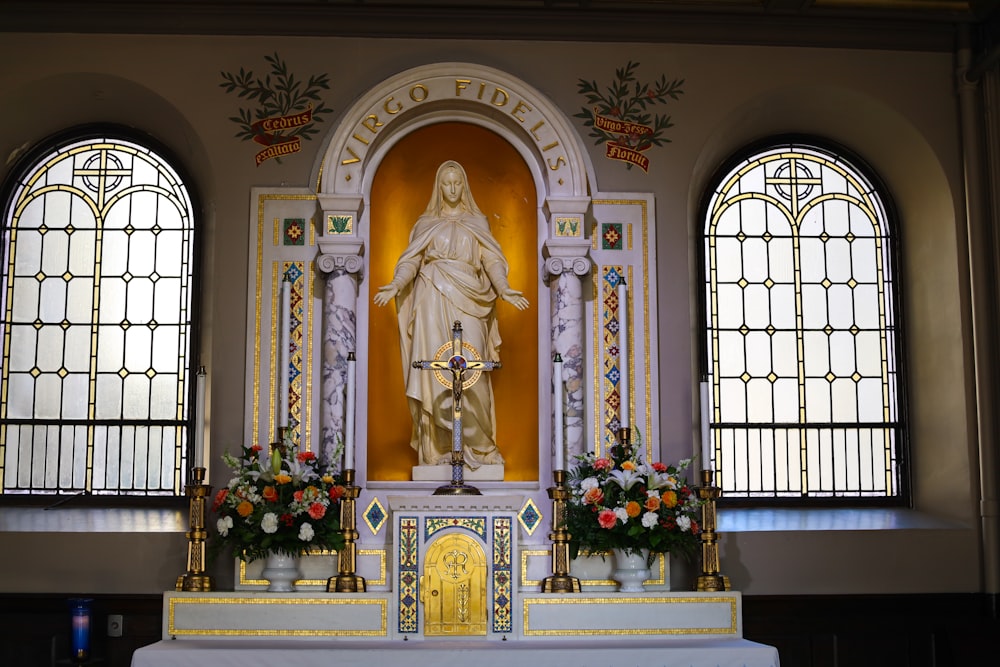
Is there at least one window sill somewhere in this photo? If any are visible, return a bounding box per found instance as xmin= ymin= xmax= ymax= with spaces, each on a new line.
xmin=718 ymin=507 xmax=969 ymax=532
xmin=0 ymin=506 xmax=187 ymax=533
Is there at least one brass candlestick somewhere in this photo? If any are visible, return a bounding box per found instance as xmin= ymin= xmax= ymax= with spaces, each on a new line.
xmin=695 ymin=468 xmax=730 ymax=591
xmin=541 ymin=468 xmax=581 ymax=593
xmin=328 ymin=468 xmax=367 ymax=592
xmin=176 ymin=467 xmax=214 ymax=592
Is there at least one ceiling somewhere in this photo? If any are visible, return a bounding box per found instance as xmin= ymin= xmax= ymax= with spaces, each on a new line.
xmin=0 ymin=1 xmax=997 ymax=53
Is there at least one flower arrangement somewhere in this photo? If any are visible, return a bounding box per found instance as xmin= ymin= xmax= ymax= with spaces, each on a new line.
xmin=564 ymin=441 xmax=703 ymax=562
xmin=211 ymin=441 xmax=346 ymax=562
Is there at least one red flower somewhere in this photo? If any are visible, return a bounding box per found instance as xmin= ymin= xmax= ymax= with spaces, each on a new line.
xmin=250 ymin=444 xmax=263 ymax=453
xmin=329 ymin=485 xmax=346 ymax=502
xmin=652 ymin=462 xmax=667 ymax=473
xmin=293 ymin=490 xmax=304 ymax=502
xmin=212 ymin=488 xmax=228 ymax=512
xmin=262 ymin=486 xmax=278 ymax=502
xmin=598 ymin=509 xmax=618 ymax=529
xmin=280 ymin=513 xmax=294 ymax=527
xmin=593 ymin=458 xmax=612 ymax=471
xmin=690 ymin=519 xmax=700 ymax=534
xmin=308 ymin=503 xmax=326 ymax=520
xmin=296 ymin=451 xmax=316 ymax=463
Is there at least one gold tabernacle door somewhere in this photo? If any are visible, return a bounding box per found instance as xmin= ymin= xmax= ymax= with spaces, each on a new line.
xmin=420 ymin=533 xmax=488 ymax=636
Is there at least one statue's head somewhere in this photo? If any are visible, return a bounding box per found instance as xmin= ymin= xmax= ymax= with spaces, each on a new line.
xmin=426 ymin=160 xmax=481 ymax=217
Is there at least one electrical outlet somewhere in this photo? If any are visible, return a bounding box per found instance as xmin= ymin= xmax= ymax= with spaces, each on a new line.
xmin=108 ymin=614 xmax=124 ymax=638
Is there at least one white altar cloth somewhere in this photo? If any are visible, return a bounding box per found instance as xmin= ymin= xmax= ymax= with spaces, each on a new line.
xmin=131 ymin=637 xmax=779 ymax=667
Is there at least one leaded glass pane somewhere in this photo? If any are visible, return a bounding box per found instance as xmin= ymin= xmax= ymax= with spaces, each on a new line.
xmin=0 ymin=132 xmax=196 ymax=496
xmin=704 ymin=140 xmax=905 ymax=502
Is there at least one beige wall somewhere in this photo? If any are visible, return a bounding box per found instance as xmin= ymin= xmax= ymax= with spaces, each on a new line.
xmin=0 ymin=33 xmax=981 ymax=595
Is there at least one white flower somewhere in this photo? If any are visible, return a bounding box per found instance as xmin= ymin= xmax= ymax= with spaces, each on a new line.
xmin=614 ymin=506 xmax=630 ymax=524
xmin=646 ymin=489 xmax=660 ymax=499
xmin=677 ymin=515 xmax=692 ymax=532
xmin=580 ymin=477 xmax=600 ymax=491
xmin=261 ymin=512 xmax=279 ymax=534
xmin=608 ymin=468 xmax=643 ymax=491
xmin=298 ymin=522 xmax=315 ymax=542
xmin=216 ymin=515 xmax=233 ymax=536
xmin=641 ymin=511 xmax=659 ymax=529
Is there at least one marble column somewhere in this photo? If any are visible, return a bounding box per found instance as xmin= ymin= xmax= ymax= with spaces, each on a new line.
xmin=315 ymin=196 xmax=364 ymax=468
xmin=315 ymin=260 xmax=360 ymax=465
xmin=545 ymin=256 xmax=591 ymax=461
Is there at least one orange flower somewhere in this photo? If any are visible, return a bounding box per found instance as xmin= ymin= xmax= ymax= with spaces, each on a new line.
xmin=644 ymin=495 xmax=661 ymax=511
xmin=262 ymin=486 xmax=278 ymax=502
xmin=236 ymin=500 xmax=254 ymax=517
xmin=661 ymin=490 xmax=678 ymax=508
xmin=621 ymin=460 xmax=636 ymax=471
xmin=329 ymin=485 xmax=346 ymax=502
xmin=274 ymin=473 xmax=292 ymax=485
xmin=582 ymin=487 xmax=605 ymax=505
xmin=625 ymin=500 xmax=642 ymax=518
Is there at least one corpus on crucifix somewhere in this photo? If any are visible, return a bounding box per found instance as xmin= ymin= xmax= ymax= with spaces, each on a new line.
xmin=412 ymin=321 xmax=502 ymax=495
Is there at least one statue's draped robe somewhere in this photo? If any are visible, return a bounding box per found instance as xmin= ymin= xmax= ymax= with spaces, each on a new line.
xmin=392 ymin=210 xmax=510 ymax=468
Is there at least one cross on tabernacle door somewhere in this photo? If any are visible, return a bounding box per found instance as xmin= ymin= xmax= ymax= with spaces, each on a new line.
xmin=412 ymin=320 xmax=501 ymax=495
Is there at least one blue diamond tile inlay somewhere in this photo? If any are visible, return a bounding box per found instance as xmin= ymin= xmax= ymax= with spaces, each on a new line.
xmin=518 ymin=498 xmax=543 ymax=536
xmin=364 ymin=497 xmax=387 ymax=535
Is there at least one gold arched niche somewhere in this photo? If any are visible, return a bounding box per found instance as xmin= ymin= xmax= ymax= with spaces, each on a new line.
xmin=367 ymin=122 xmax=539 ymax=482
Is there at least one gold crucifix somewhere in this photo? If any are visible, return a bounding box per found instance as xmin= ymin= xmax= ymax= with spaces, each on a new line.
xmin=412 ymin=320 xmax=501 ymax=495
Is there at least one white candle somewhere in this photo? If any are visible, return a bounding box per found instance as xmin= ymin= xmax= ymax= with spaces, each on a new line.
xmin=278 ymin=278 xmax=291 ymax=429
xmin=553 ymin=353 xmax=564 ymax=471
xmin=700 ymin=379 xmax=711 ymax=469
xmin=617 ymin=278 xmax=629 ymax=429
xmin=345 ymin=353 xmax=356 ymax=470
xmin=194 ymin=366 xmax=206 ymax=469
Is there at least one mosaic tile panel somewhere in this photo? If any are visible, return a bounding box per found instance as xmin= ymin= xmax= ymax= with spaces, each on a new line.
xmin=283 ymin=261 xmax=305 ymax=445
xmin=492 ymin=517 xmax=513 ymax=633
xmin=602 ymin=265 xmax=625 ymax=450
xmin=397 ymin=516 xmax=419 ymax=633
xmin=425 ymin=516 xmax=487 ymax=540
xmin=283 ymin=217 xmax=306 ymax=245
xmin=327 ymin=213 xmax=353 ymax=235
xmin=601 ymin=222 xmax=623 ymax=250
xmin=555 ymin=215 xmax=582 ymax=237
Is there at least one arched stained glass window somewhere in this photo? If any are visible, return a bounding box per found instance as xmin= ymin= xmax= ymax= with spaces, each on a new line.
xmin=0 ymin=127 xmax=198 ymax=497
xmin=702 ymin=138 xmax=907 ymax=503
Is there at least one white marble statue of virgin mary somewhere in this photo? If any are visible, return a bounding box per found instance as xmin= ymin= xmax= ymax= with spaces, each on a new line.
xmin=374 ymin=160 xmax=529 ymax=470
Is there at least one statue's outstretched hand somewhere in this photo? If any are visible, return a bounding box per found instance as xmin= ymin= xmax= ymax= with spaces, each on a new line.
xmin=374 ymin=284 xmax=398 ymax=307
xmin=501 ymin=289 xmax=530 ymax=311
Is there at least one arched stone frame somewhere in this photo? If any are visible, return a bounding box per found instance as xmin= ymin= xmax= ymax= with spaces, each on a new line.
xmin=312 ymin=63 xmax=597 ymax=482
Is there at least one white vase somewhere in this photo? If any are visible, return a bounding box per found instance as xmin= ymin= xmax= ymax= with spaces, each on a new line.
xmin=611 ymin=548 xmax=650 ymax=592
xmin=261 ymin=552 xmax=301 ymax=592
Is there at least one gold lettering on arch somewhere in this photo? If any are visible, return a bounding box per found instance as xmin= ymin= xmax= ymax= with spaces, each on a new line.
xmin=339 ymin=74 xmax=568 ymax=172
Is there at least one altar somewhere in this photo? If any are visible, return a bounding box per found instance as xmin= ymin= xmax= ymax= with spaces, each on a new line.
xmin=132 ymin=638 xmax=778 ymax=667
xmin=151 ymin=61 xmax=780 ymax=667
